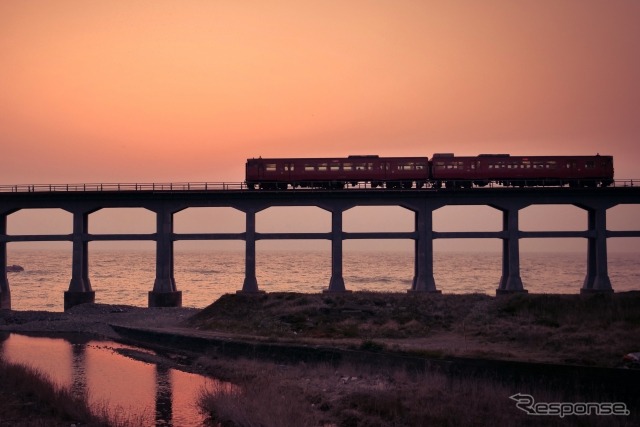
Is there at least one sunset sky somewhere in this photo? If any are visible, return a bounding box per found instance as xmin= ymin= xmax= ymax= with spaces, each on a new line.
xmin=1 ymin=1 xmax=639 ymax=251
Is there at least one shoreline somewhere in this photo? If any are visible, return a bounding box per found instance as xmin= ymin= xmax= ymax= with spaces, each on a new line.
xmin=2 ymin=291 xmax=639 ymax=369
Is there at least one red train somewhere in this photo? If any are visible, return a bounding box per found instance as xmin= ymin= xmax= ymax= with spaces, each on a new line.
xmin=245 ymin=154 xmax=614 ymax=190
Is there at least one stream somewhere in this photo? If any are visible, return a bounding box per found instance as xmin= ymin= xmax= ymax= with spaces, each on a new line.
xmin=0 ymin=332 xmax=227 ymax=426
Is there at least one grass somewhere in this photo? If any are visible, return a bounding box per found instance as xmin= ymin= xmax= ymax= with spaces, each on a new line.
xmin=196 ymin=356 xmax=638 ymax=427
xmin=189 ymin=291 xmax=639 ymax=425
xmin=3 ymin=291 xmax=636 ymax=425
xmin=188 ymin=291 xmax=640 ymax=367
xmin=0 ymin=355 xmax=144 ymax=427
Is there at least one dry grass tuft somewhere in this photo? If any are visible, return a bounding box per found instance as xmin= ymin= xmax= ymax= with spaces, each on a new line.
xmin=0 ymin=355 xmax=143 ymax=426
xmin=197 ymin=357 xmax=638 ymax=427
xmin=188 ymin=291 xmax=640 ymax=367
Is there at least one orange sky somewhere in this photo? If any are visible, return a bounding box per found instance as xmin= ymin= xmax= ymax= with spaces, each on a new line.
xmin=1 ymin=0 xmax=639 ymax=184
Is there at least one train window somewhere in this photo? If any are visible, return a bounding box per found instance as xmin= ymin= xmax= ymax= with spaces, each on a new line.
xmin=284 ymin=164 xmax=295 ymax=171
xmin=318 ymin=163 xmax=327 ymax=171
xmin=547 ymin=161 xmax=557 ymax=169
xmin=304 ymin=165 xmax=315 ymax=171
xmin=416 ymin=163 xmax=426 ymax=170
xmin=330 ymin=163 xmax=340 ymax=171
xmin=343 ymin=163 xmax=353 ymax=171
xmin=355 ymin=163 xmax=367 ymax=170
xmin=266 ymin=164 xmax=277 ymax=172
xmin=399 ymin=163 xmax=414 ymax=170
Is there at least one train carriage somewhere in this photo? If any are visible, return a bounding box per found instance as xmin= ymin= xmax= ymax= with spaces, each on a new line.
xmin=246 ymin=153 xmax=613 ymax=189
xmin=246 ymin=156 xmax=430 ymax=189
xmin=431 ymin=154 xmax=614 ymax=188
xmin=430 ymin=154 xmax=481 ymax=188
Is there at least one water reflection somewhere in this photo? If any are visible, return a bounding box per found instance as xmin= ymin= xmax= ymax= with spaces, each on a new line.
xmin=0 ymin=333 xmax=217 ymax=426
xmin=71 ymin=340 xmax=88 ymax=398
xmin=156 ymin=364 xmax=173 ymax=426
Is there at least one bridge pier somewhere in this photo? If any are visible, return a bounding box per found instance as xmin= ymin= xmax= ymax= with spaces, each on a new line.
xmin=325 ymin=208 xmax=347 ymax=292
xmin=496 ymin=204 xmax=528 ymax=295
xmin=581 ymin=205 xmax=613 ymax=294
xmin=410 ymin=204 xmax=439 ymax=293
xmin=239 ymin=208 xmax=262 ymax=293
xmin=0 ymin=213 xmax=11 ymax=310
xmin=64 ymin=209 xmax=95 ymax=311
xmin=149 ymin=207 xmax=182 ymax=307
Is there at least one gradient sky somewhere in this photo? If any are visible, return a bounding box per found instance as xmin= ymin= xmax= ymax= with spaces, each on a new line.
xmin=1 ymin=1 xmax=639 ymax=251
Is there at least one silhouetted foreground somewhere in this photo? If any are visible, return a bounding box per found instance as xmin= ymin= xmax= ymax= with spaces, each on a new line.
xmin=0 ymin=356 xmax=125 ymax=426
xmin=2 ymin=292 xmax=638 ymax=426
xmin=186 ymin=292 xmax=640 ymax=426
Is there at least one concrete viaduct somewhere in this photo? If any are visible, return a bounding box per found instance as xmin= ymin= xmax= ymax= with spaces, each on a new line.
xmin=1 ymin=184 xmax=639 ymax=311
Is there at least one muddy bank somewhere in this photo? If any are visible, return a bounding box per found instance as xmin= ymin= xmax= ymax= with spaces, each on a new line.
xmin=111 ymin=323 xmax=640 ymax=404
xmin=0 ymin=303 xmax=199 ymax=339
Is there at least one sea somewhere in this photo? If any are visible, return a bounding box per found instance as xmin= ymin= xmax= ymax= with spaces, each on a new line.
xmin=4 ymin=249 xmax=639 ymax=312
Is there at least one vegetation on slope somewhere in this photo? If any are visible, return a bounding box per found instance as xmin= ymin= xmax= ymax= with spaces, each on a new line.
xmin=191 ymin=291 xmax=640 ymax=426
xmin=189 ymin=291 xmax=640 ymax=367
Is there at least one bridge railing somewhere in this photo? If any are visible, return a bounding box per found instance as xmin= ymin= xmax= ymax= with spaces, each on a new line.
xmin=0 ymin=182 xmax=250 ymax=193
xmin=0 ymin=179 xmax=638 ymax=193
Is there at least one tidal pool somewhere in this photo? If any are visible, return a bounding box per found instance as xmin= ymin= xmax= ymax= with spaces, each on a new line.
xmin=0 ymin=332 xmax=227 ymax=426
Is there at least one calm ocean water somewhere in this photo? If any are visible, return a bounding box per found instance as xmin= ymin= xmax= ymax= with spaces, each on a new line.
xmin=5 ymin=250 xmax=639 ymax=311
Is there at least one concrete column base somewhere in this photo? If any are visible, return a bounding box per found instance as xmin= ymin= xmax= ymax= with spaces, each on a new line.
xmin=64 ymin=291 xmax=96 ymax=311
xmin=148 ymin=291 xmax=182 ymax=308
xmin=496 ymin=289 xmax=529 ymax=296
xmin=1 ymin=291 xmax=11 ymax=310
xmin=325 ymin=276 xmax=347 ymax=293
xmin=411 ymin=275 xmax=439 ymax=293
xmin=241 ymin=277 xmax=260 ymax=293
